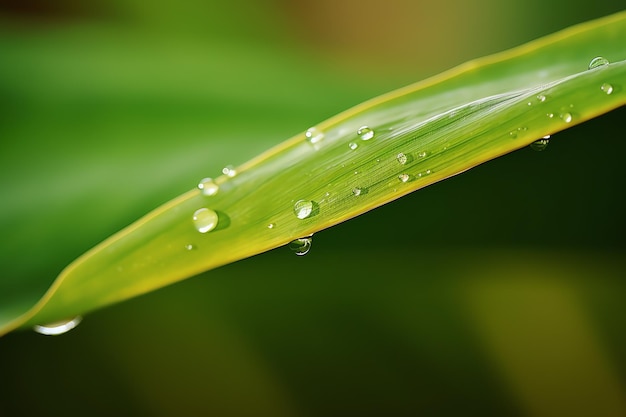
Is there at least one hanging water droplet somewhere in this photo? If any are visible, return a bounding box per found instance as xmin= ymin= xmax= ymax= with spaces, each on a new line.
xmin=560 ymin=112 xmax=573 ymax=123
xmin=33 ymin=316 xmax=82 ymax=336
xmin=357 ymin=126 xmax=375 ymax=140
xmin=185 ymin=243 xmax=196 ymax=251
xmin=305 ymin=127 xmax=324 ymax=144
xmin=588 ymin=56 xmax=609 ymax=70
xmin=193 ymin=207 xmax=219 ymax=233
xmin=396 ymin=152 xmax=408 ymax=165
xmin=530 ymin=137 xmax=550 ymax=151
xmin=293 ymin=200 xmax=316 ymax=219
xmin=352 ymin=187 xmax=363 ymax=196
xmin=398 ymin=174 xmax=410 ymax=183
xmin=289 ymin=236 xmax=312 ymax=256
xmin=600 ymin=83 xmax=614 ymax=95
xmin=536 ymin=94 xmax=547 ymax=102
xmin=222 ymin=165 xmax=237 ymax=177
xmin=348 ymin=142 xmax=358 ymax=150
xmin=197 ymin=177 xmax=219 ymax=196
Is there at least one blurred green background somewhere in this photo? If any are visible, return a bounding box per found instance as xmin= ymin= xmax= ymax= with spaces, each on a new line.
xmin=1 ymin=1 xmax=625 ymax=416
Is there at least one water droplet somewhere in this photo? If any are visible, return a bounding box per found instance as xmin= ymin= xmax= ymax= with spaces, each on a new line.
xmin=293 ymin=199 xmax=316 ymax=219
xmin=536 ymin=94 xmax=546 ymax=102
xmin=527 ymin=102 xmax=532 ymax=106
xmin=398 ymin=174 xmax=410 ymax=183
xmin=396 ymin=152 xmax=408 ymax=165
xmin=530 ymin=138 xmax=550 ymax=151
xmin=352 ymin=187 xmax=363 ymax=196
xmin=348 ymin=142 xmax=358 ymax=150
xmin=33 ymin=316 xmax=82 ymax=336
xmin=193 ymin=208 xmax=219 ymax=233
xmin=588 ymin=56 xmax=609 ymax=70
xmin=601 ymin=83 xmax=613 ymax=95
xmin=560 ymin=112 xmax=572 ymax=123
xmin=222 ymin=165 xmax=237 ymax=177
xmin=289 ymin=236 xmax=312 ymax=256
xmin=305 ymin=127 xmax=324 ymax=144
xmin=267 ymin=223 xmax=276 ymax=229
xmin=509 ymin=131 xmax=518 ymax=139
xmin=357 ymin=126 xmax=375 ymax=141
xmin=425 ymin=169 xmax=432 ymax=175
xmin=197 ymin=177 xmax=219 ymax=196
xmin=185 ymin=243 xmax=196 ymax=251
xmin=547 ymin=113 xmax=554 ymax=119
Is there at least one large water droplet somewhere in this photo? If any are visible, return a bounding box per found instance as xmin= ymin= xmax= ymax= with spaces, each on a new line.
xmin=289 ymin=236 xmax=312 ymax=256
xmin=588 ymin=56 xmax=609 ymax=70
xmin=197 ymin=177 xmax=219 ymax=196
xmin=33 ymin=316 xmax=82 ymax=336
xmin=530 ymin=137 xmax=550 ymax=151
xmin=357 ymin=126 xmax=375 ymax=141
xmin=600 ymin=83 xmax=614 ymax=95
xmin=560 ymin=112 xmax=573 ymax=123
xmin=305 ymin=127 xmax=324 ymax=144
xmin=293 ymin=200 xmax=316 ymax=219
xmin=222 ymin=165 xmax=237 ymax=177
xmin=193 ymin=208 xmax=219 ymax=233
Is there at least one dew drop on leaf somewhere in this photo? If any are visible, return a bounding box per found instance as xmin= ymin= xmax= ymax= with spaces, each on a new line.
xmin=588 ymin=56 xmax=609 ymax=70
xmin=193 ymin=208 xmax=219 ymax=233
xmin=305 ymin=127 xmax=324 ymax=144
xmin=197 ymin=177 xmax=219 ymax=196
xmin=289 ymin=236 xmax=312 ymax=256
xmin=357 ymin=126 xmax=375 ymax=140
xmin=601 ymin=83 xmax=613 ymax=95
xmin=33 ymin=316 xmax=82 ymax=336
xmin=293 ymin=200 xmax=316 ymax=219
xmin=398 ymin=174 xmax=410 ymax=183
xmin=560 ymin=112 xmax=573 ymax=123
xmin=530 ymin=137 xmax=550 ymax=151
xmin=222 ymin=165 xmax=237 ymax=177
xmin=348 ymin=142 xmax=358 ymax=150
xmin=396 ymin=152 xmax=409 ymax=165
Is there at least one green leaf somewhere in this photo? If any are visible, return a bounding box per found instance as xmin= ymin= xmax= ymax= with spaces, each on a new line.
xmin=2 ymin=11 xmax=625 ymax=336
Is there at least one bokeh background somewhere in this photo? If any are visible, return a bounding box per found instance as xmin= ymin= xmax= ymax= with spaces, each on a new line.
xmin=1 ymin=1 xmax=625 ymax=416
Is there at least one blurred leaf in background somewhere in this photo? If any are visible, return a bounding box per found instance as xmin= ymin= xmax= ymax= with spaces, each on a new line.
xmin=0 ymin=1 xmax=625 ymax=416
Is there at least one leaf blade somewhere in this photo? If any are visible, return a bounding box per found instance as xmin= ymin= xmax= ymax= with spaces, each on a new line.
xmin=3 ymin=11 xmax=626 ymax=335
